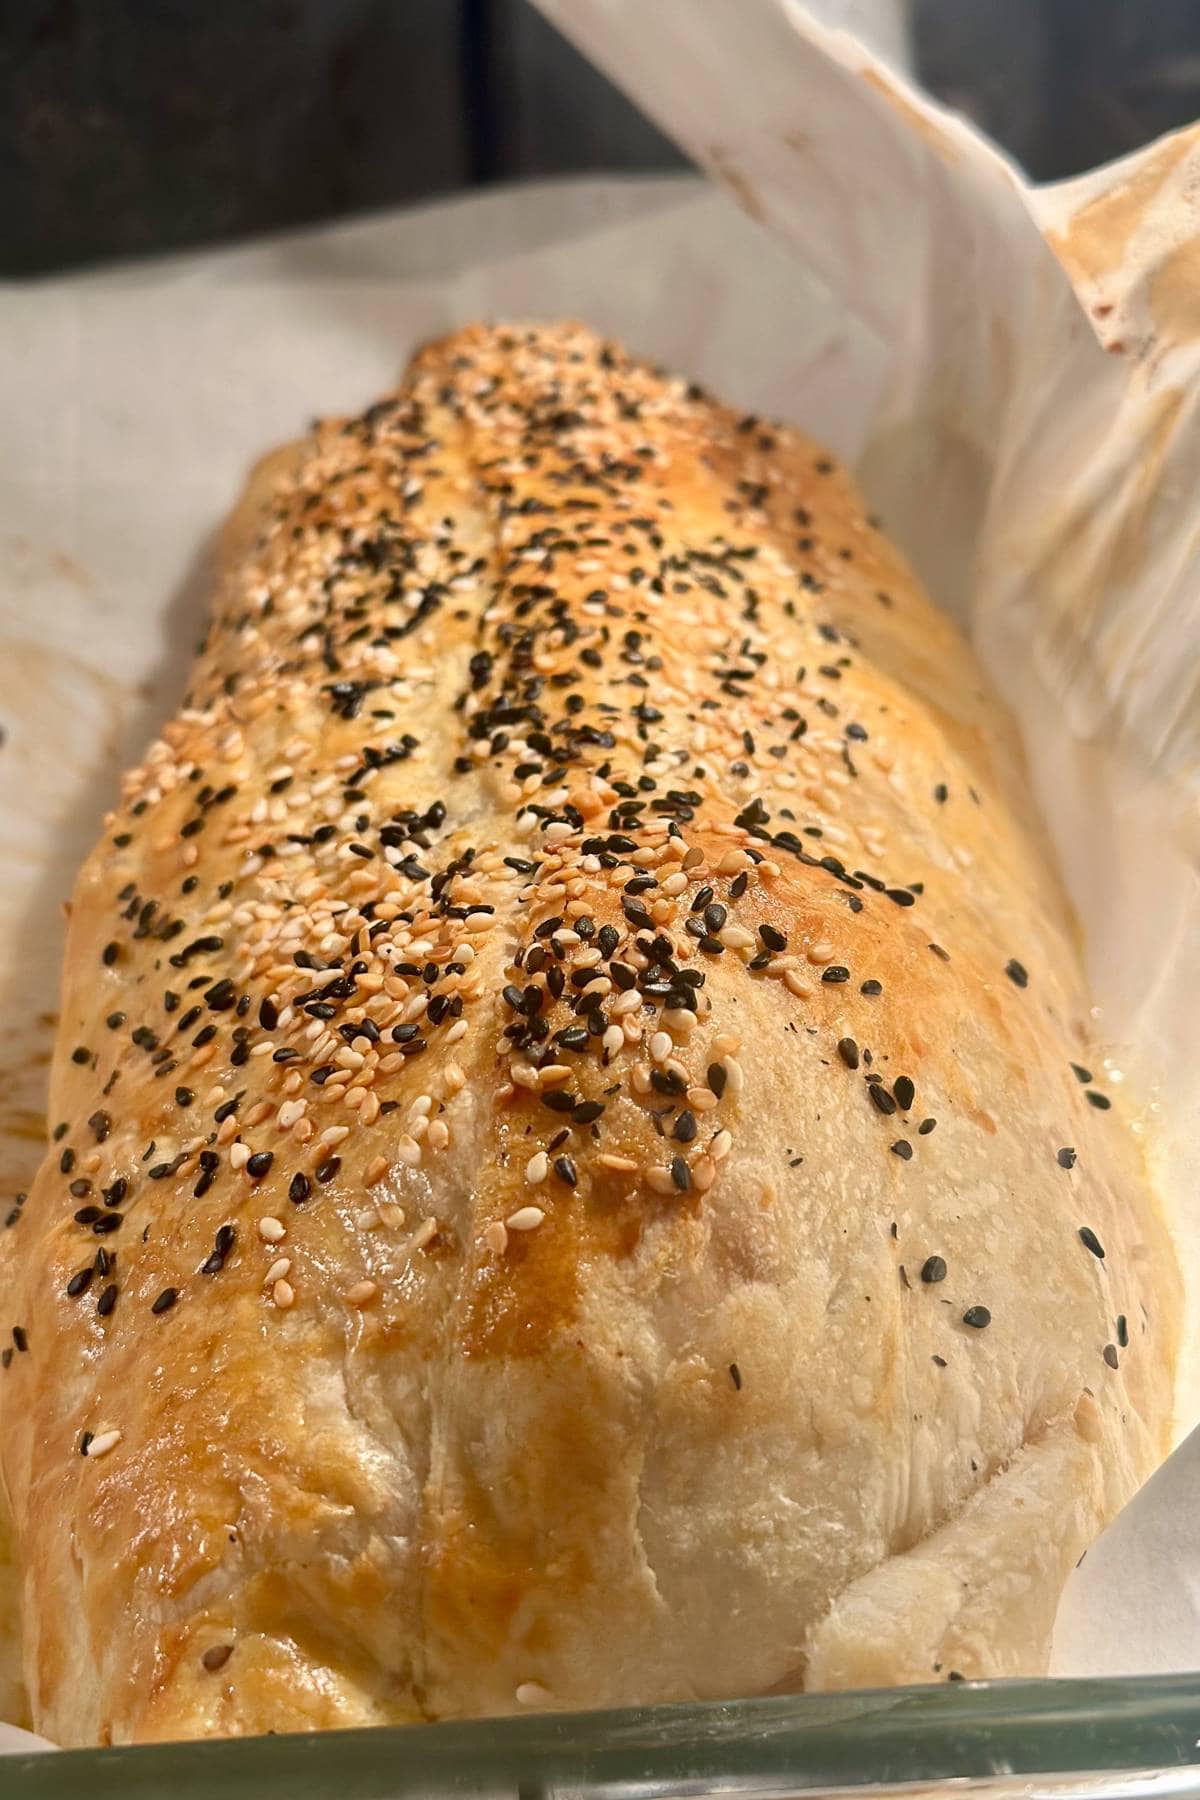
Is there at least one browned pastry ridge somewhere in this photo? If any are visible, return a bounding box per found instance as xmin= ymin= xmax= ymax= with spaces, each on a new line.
xmin=0 ymin=323 xmax=1178 ymax=1745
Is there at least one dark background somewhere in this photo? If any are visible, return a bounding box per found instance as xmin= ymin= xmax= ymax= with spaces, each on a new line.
xmin=5 ymin=0 xmax=1200 ymax=278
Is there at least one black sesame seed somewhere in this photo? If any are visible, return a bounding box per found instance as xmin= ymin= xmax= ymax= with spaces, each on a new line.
xmin=315 ymin=1158 xmax=340 ymax=1184
xmin=670 ymin=1155 xmax=691 ymax=1191
xmin=821 ymin=965 xmax=849 ymax=984
xmin=868 ymin=1083 xmax=897 ymax=1115
xmin=151 ymin=1287 xmax=179 ymax=1316
xmin=837 ymin=1037 xmax=859 ymax=1069
xmin=707 ymin=1063 xmax=727 ymax=1099
xmin=729 ymin=1362 xmax=742 ymax=1390
xmin=1057 ymin=1146 xmax=1077 ymax=1169
xmin=759 ymin=923 xmax=787 ymax=952
xmin=1070 ymin=1063 xmax=1093 ymax=1084
xmin=1078 ymin=1226 xmax=1105 ymax=1259
xmin=572 ymin=1100 xmax=605 ymax=1125
xmin=918 ymin=1117 xmax=937 ymax=1135
xmin=860 ymin=979 xmax=882 ymax=995
xmin=962 ymin=1305 xmax=991 ymax=1329
xmin=289 ymin=1172 xmax=311 ymax=1205
xmin=11 ymin=1326 xmax=28 ymax=1353
xmin=673 ymin=1110 xmax=697 ymax=1143
xmin=891 ymin=1139 xmax=913 ymax=1159
xmin=202 ymin=1644 xmax=234 ymax=1673
xmin=1103 ymin=1343 xmax=1120 ymax=1370
xmin=66 ymin=1267 xmax=94 ymax=1298
xmin=1085 ymin=1091 xmax=1111 ymax=1111
xmin=246 ymin=1151 xmax=274 ymax=1179
xmin=96 ymin=1284 xmax=118 ymax=1316
xmin=1005 ymin=959 xmax=1029 ymax=989
xmin=1116 ymin=1314 xmax=1128 ymax=1347
xmin=921 ymin=1256 xmax=947 ymax=1284
xmin=553 ymin=1155 xmax=577 ymax=1187
xmin=892 ymin=1075 xmax=914 ymax=1111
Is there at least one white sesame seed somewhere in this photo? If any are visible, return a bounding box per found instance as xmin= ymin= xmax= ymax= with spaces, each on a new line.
xmin=602 ymin=1025 xmax=624 ymax=1055
xmin=427 ymin=1119 xmax=449 ymax=1151
xmin=649 ymin=1031 xmax=672 ymax=1063
xmin=723 ymin=1057 xmax=744 ymax=1094
xmin=686 ymin=1086 xmax=719 ymax=1112
xmin=784 ymin=968 xmax=813 ymax=996
xmin=444 ymin=1063 xmax=466 ymax=1094
xmin=538 ymin=1063 xmax=572 ymax=1088
xmin=346 ymin=1280 xmax=378 ymax=1308
xmin=516 ymin=1682 xmax=553 ymax=1706
xmin=660 ymin=871 xmax=688 ymax=896
xmin=264 ymin=1257 xmax=291 ymax=1287
xmin=445 ymin=1018 xmax=468 ymax=1044
xmin=87 ymin=1428 xmax=122 ymax=1460
xmin=506 ymin=1206 xmax=545 ymax=1232
xmin=719 ymin=925 xmax=755 ymax=951
xmin=646 ymin=1169 xmax=676 ymax=1195
xmin=807 ymin=941 xmax=835 ymax=964
xmin=711 ymin=1129 xmax=733 ymax=1161
xmin=597 ymin=1153 xmax=638 ymax=1174
xmin=483 ymin=1220 xmax=509 ymax=1255
xmin=409 ymin=1216 xmax=439 ymax=1253
xmin=320 ymin=1124 xmax=351 ymax=1147
xmin=229 ymin=1141 xmax=250 ymax=1170
xmin=395 ymin=1135 xmax=423 ymax=1168
xmin=272 ymin=1279 xmax=295 ymax=1310
xmin=258 ymin=1217 xmax=286 ymax=1243
xmin=277 ymin=1099 xmax=306 ymax=1129
xmin=526 ymin=1151 xmax=549 ymax=1184
xmin=612 ymin=989 xmax=641 ymax=1017
xmin=356 ymin=1208 xmax=381 ymax=1231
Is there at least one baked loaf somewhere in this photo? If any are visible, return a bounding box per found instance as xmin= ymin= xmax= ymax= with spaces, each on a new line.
xmin=0 ymin=323 xmax=1178 ymax=1745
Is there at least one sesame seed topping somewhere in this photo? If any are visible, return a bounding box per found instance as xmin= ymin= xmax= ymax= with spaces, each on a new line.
xmin=506 ymin=1206 xmax=545 ymax=1233
xmin=86 ymin=1428 xmax=122 ymax=1459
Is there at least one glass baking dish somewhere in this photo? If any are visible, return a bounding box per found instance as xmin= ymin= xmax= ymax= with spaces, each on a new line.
xmin=6 ymin=1673 xmax=1200 ymax=1798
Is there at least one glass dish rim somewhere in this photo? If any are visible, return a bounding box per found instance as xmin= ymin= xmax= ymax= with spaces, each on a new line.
xmin=7 ymin=1670 xmax=1200 ymax=1798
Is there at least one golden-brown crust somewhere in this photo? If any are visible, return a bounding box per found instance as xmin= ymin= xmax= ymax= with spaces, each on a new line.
xmin=0 ymin=322 xmax=1178 ymax=1743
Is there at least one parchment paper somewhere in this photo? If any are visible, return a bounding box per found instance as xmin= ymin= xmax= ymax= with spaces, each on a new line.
xmin=2 ymin=0 xmax=1200 ymax=1745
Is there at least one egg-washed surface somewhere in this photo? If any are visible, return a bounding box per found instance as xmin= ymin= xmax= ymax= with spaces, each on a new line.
xmin=0 ymin=323 xmax=1177 ymax=1744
